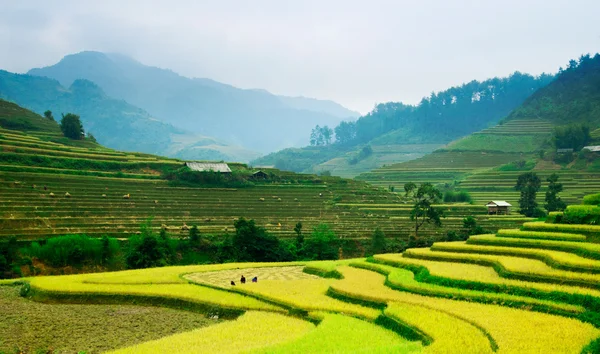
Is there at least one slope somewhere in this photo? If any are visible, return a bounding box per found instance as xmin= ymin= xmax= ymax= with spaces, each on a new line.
xmin=253 ymin=72 xmax=554 ymax=177
xmin=0 ymin=70 xmax=258 ymax=162
xmin=358 ymin=53 xmax=600 ymax=206
xmin=28 ymin=51 xmax=356 ymax=153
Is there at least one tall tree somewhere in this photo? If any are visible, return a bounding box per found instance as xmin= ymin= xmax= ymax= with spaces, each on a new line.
xmin=515 ymin=172 xmax=542 ymax=217
xmin=294 ymin=222 xmax=304 ymax=251
xmin=334 ymin=121 xmax=356 ymax=145
xmin=60 ymin=113 xmax=84 ymax=140
xmin=370 ymin=227 xmax=387 ymax=255
xmin=405 ymin=182 xmax=444 ymax=238
xmin=43 ymin=110 xmax=54 ymax=121
xmin=320 ymin=126 xmax=333 ymax=145
xmin=545 ymin=173 xmax=567 ymax=212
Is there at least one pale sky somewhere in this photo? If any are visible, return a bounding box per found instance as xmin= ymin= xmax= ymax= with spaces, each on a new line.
xmin=0 ymin=0 xmax=599 ymax=113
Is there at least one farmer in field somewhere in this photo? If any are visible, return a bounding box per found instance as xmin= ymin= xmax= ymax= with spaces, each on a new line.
xmin=240 ymin=275 xmax=246 ymax=284
xmin=252 ymin=276 xmax=258 ymax=283
xmin=230 ymin=280 xmax=235 ymax=286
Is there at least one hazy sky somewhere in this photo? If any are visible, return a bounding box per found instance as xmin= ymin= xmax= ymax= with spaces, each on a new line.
xmin=1 ymin=0 xmax=599 ymax=113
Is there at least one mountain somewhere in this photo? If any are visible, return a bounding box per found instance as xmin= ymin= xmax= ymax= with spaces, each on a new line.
xmin=505 ymin=53 xmax=600 ymax=126
xmin=252 ymin=72 xmax=555 ymax=177
xmin=356 ymin=53 xmax=600 ymax=207
xmin=0 ymin=70 xmax=258 ymax=162
xmin=28 ymin=51 xmax=356 ymax=153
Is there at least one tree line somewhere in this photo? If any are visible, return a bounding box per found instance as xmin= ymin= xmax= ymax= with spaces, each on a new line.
xmin=309 ymin=72 xmax=554 ymax=147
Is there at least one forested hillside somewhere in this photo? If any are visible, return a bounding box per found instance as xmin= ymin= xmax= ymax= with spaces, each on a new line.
xmin=28 ymin=51 xmax=358 ymax=153
xmin=0 ymin=70 xmax=258 ymax=162
xmin=359 ymin=53 xmax=600 ymax=207
xmin=253 ymin=72 xmax=554 ymax=176
xmin=506 ymin=54 xmax=600 ymax=126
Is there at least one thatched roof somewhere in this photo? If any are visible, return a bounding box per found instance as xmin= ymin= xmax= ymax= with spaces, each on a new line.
xmin=185 ymin=162 xmax=231 ymax=173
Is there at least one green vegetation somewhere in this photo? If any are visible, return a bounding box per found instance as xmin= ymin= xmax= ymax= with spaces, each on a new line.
xmin=59 ymin=113 xmax=85 ymax=140
xmin=254 ymin=72 xmax=553 ymax=178
xmin=405 ymin=183 xmax=444 ymax=238
xmin=545 ymin=173 xmax=567 ymax=212
xmin=515 ymin=172 xmax=543 ymax=217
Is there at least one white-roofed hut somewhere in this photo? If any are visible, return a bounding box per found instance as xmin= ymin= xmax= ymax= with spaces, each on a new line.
xmin=486 ymin=201 xmax=512 ymax=215
xmin=185 ymin=162 xmax=232 ymax=173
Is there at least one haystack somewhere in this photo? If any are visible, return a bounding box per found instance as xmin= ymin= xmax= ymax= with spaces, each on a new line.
xmin=123 ymin=193 xmax=130 ymax=199
xmin=49 ymin=192 xmax=55 ymax=198
xmin=65 ymin=192 xmax=71 ymax=198
xmin=181 ymin=223 xmax=190 ymax=231
xmin=102 ymin=194 xmax=107 ymax=198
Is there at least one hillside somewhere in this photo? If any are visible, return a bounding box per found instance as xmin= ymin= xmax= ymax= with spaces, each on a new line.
xmin=0 ymin=71 xmax=258 ymax=162
xmin=5 ymin=219 xmax=600 ymax=352
xmin=0 ymin=100 xmax=528 ymax=246
xmin=358 ymin=53 xmax=600 ymax=206
xmin=253 ymin=72 xmax=554 ymax=177
xmin=28 ymin=51 xmax=358 ymax=153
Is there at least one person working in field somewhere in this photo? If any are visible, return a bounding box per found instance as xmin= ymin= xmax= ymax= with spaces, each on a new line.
xmin=240 ymin=275 xmax=246 ymax=284
xmin=252 ymin=276 xmax=258 ymax=283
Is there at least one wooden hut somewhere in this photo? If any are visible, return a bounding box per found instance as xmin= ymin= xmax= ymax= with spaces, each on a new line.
xmin=251 ymin=170 xmax=268 ymax=179
xmin=486 ymin=201 xmax=512 ymax=215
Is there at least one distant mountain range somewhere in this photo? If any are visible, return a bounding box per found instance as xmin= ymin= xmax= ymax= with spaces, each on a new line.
xmin=28 ymin=51 xmax=359 ymax=153
xmin=0 ymin=70 xmax=257 ymax=161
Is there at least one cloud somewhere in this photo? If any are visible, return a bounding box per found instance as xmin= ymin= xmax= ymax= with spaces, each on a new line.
xmin=1 ymin=0 xmax=599 ymax=113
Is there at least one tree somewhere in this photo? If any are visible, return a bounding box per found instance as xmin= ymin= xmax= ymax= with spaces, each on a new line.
xmin=545 ymin=173 xmax=567 ymax=212
xmin=405 ymin=182 xmax=444 ymax=238
xmin=304 ymin=223 xmax=338 ymax=260
xmin=189 ymin=225 xmax=202 ymax=250
xmin=60 ymin=113 xmax=84 ymax=140
xmin=320 ymin=126 xmax=333 ymax=145
xmin=553 ymin=124 xmax=591 ymax=151
xmin=370 ymin=227 xmax=387 ymax=255
xmin=294 ymin=222 xmax=304 ymax=250
xmin=232 ymin=218 xmax=290 ymax=262
xmin=515 ymin=172 xmax=542 ymax=217
xmin=43 ymin=110 xmax=54 ymax=121
xmin=334 ymin=121 xmax=356 ymax=145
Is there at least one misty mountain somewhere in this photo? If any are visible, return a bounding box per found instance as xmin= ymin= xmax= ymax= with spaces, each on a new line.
xmin=0 ymin=70 xmax=259 ymax=162
xmin=28 ymin=51 xmax=357 ymax=153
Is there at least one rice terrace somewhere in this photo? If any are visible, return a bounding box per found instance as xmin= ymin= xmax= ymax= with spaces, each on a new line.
xmin=3 ymin=3 xmax=600 ymax=353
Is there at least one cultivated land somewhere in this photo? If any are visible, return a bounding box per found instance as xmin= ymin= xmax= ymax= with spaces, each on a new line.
xmin=5 ymin=221 xmax=600 ymax=353
xmin=0 ymin=106 xmax=527 ymax=244
xmin=358 ymin=118 xmax=600 ymax=206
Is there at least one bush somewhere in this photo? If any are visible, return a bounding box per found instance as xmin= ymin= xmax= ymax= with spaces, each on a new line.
xmin=532 ymin=207 xmax=547 ymax=218
xmin=563 ymin=205 xmax=600 ymax=225
xmin=24 ymin=234 xmax=120 ymax=268
xmin=546 ymin=212 xmax=564 ymax=224
xmin=443 ymin=190 xmax=472 ymax=203
xmin=303 ymin=224 xmax=339 ymax=261
xmin=583 ymin=193 xmax=600 ymax=206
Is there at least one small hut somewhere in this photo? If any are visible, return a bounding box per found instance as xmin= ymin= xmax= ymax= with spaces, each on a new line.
xmin=184 ymin=162 xmax=231 ymax=173
xmin=251 ymin=170 xmax=268 ymax=180
xmin=583 ymin=146 xmax=600 ymax=153
xmin=486 ymin=201 xmax=512 ymax=215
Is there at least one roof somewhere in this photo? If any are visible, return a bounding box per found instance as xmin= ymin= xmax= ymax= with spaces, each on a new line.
xmin=583 ymin=146 xmax=600 ymax=152
xmin=557 ymin=148 xmax=574 ymax=153
xmin=486 ymin=201 xmax=512 ymax=207
xmin=185 ymin=162 xmax=231 ymax=173
xmin=253 ymin=170 xmax=267 ymax=175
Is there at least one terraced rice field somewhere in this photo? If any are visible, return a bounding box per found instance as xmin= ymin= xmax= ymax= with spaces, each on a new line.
xmin=0 ymin=125 xmax=531 ymax=243
xmin=6 ymin=222 xmax=600 ymax=353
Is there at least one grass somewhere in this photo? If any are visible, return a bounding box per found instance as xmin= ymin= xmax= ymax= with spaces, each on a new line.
xmin=498 ymin=229 xmax=587 ymax=242
xmin=331 ymin=265 xmax=599 ymax=353
xmin=109 ymin=311 xmax=315 ymax=354
xmin=251 ymin=313 xmax=423 ymax=354
xmin=384 ymin=303 xmax=494 ymax=354
xmin=0 ymin=285 xmax=217 ymax=354
xmin=403 ymin=248 xmax=600 ymax=290
xmin=431 ymin=242 xmax=600 ymax=273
